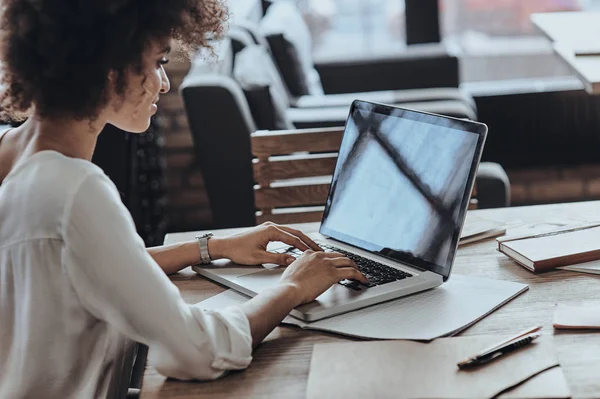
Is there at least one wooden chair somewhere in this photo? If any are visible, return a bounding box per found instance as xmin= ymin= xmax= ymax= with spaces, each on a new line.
xmin=251 ymin=127 xmax=478 ymax=225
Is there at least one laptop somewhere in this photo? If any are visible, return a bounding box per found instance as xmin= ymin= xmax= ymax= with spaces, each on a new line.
xmin=193 ymin=100 xmax=488 ymax=321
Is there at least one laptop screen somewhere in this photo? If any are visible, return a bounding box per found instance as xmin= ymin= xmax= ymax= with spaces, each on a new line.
xmin=320 ymin=101 xmax=486 ymax=279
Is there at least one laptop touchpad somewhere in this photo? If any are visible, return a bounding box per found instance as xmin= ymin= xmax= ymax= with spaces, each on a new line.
xmin=236 ymin=267 xmax=286 ymax=293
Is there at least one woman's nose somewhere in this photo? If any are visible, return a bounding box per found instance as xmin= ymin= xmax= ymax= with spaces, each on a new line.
xmin=159 ymin=69 xmax=170 ymax=94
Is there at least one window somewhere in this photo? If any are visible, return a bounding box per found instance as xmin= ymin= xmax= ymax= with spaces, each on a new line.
xmin=441 ymin=0 xmax=600 ymax=82
xmin=442 ymin=0 xmax=585 ymax=38
xmin=300 ymin=0 xmax=406 ymax=59
xmin=302 ymin=0 xmax=600 ymax=82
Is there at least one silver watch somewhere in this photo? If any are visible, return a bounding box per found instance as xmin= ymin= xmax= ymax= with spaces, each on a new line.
xmin=194 ymin=233 xmax=213 ymax=264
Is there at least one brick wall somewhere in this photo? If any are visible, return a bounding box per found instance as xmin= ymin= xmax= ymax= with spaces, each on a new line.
xmin=508 ymin=165 xmax=600 ymax=206
xmin=159 ymin=53 xmax=213 ymax=232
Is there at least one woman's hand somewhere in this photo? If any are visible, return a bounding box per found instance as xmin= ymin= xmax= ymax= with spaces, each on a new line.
xmin=209 ymin=222 xmax=322 ymax=266
xmin=280 ymin=250 xmax=368 ymax=304
xmin=241 ymin=249 xmax=368 ymax=347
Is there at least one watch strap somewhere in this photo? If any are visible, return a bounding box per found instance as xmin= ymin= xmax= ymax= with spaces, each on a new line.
xmin=195 ymin=233 xmax=213 ymax=264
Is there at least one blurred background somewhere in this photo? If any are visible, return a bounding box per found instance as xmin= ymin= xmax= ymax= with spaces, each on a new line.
xmin=9 ymin=0 xmax=597 ymax=243
xmin=303 ymin=0 xmax=598 ymax=81
xmin=151 ymin=0 xmax=600 ymax=236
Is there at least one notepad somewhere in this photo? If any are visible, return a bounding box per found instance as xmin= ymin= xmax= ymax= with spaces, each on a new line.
xmin=199 ymin=275 xmax=528 ymax=340
xmin=498 ymin=223 xmax=600 ymax=272
xmin=553 ymin=303 xmax=600 ymax=330
xmin=306 ymin=336 xmax=570 ymax=399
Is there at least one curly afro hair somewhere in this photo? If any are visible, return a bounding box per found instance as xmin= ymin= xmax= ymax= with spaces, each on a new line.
xmin=0 ymin=0 xmax=228 ymax=121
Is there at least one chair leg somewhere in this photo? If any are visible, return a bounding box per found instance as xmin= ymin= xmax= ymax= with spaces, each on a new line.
xmin=129 ymin=344 xmax=149 ymax=390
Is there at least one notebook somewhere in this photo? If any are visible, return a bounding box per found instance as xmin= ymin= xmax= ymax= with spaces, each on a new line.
xmin=198 ymin=274 xmax=528 ymax=341
xmin=306 ymin=336 xmax=570 ymax=399
xmin=497 ymin=224 xmax=600 ymax=273
xmin=553 ymin=303 xmax=600 ymax=330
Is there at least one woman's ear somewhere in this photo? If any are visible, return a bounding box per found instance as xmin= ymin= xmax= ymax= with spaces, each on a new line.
xmin=107 ymin=70 xmax=117 ymax=82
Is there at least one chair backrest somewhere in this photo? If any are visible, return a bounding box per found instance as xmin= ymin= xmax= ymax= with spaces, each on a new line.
xmin=251 ymin=127 xmax=478 ymax=225
xmin=251 ymin=127 xmax=343 ymax=224
xmin=180 ymin=39 xmax=259 ymax=228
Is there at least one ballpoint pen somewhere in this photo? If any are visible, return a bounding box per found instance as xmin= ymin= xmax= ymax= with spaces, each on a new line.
xmin=457 ymin=329 xmax=542 ymax=369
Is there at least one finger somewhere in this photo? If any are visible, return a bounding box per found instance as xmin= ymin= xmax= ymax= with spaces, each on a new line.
xmin=260 ymin=251 xmax=296 ymax=266
xmin=267 ymin=226 xmax=311 ymax=251
xmin=336 ymin=267 xmax=369 ymax=283
xmin=276 ymin=225 xmax=322 ymax=251
xmin=318 ymin=251 xmax=350 ymax=259
xmin=326 ymin=257 xmax=359 ymax=270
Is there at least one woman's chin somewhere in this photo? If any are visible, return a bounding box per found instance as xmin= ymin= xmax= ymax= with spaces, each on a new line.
xmin=111 ymin=119 xmax=152 ymax=134
xmin=132 ymin=121 xmax=152 ymax=133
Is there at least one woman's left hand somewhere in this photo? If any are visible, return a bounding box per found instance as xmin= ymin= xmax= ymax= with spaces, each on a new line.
xmin=209 ymin=222 xmax=322 ymax=266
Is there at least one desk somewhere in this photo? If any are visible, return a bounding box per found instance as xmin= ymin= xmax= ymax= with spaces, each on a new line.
xmin=141 ymin=201 xmax=600 ymax=399
xmin=532 ymin=12 xmax=600 ymax=94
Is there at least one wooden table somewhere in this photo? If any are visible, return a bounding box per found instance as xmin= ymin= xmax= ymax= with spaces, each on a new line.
xmin=532 ymin=12 xmax=600 ymax=94
xmin=141 ymin=201 xmax=600 ymax=399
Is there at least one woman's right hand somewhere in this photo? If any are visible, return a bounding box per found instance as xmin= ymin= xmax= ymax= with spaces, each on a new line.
xmin=280 ymin=250 xmax=368 ymax=305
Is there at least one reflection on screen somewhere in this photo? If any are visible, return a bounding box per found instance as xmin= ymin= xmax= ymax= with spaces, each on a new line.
xmin=320 ymin=104 xmax=480 ymax=273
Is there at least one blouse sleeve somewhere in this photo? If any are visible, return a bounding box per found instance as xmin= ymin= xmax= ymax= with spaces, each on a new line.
xmin=61 ymin=172 xmax=252 ymax=381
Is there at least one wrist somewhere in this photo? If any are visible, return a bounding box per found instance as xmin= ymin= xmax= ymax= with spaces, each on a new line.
xmin=207 ymin=236 xmax=226 ymax=261
xmin=277 ymin=281 xmax=306 ymax=307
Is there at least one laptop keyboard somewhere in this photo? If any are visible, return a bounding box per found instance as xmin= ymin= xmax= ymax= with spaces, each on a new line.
xmin=271 ymin=243 xmax=413 ymax=290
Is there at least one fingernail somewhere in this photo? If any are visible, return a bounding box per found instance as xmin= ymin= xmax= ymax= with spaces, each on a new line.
xmin=286 ymin=257 xmax=294 ymax=264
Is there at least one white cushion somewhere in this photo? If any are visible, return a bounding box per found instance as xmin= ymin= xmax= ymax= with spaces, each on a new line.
xmin=233 ymin=45 xmax=290 ymax=109
xmin=233 ymin=45 xmax=294 ymax=130
xmin=259 ymin=1 xmax=324 ymax=96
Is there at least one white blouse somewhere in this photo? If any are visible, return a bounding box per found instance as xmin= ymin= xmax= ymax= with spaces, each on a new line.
xmin=0 ymin=148 xmax=253 ymax=398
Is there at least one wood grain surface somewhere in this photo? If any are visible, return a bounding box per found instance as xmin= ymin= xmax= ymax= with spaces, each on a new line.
xmin=253 ymin=153 xmax=337 ymax=183
xmin=141 ymin=202 xmax=600 ymax=399
xmin=254 ymin=183 xmax=331 ymax=209
xmin=251 ymin=127 xmax=344 ymax=158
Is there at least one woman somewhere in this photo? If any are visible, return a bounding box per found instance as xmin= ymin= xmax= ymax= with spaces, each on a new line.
xmin=0 ymin=0 xmax=366 ymax=397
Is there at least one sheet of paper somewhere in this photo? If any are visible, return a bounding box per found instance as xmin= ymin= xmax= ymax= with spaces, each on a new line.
xmin=198 ymin=275 xmax=528 ymax=340
xmin=289 ymin=275 xmax=527 ymax=340
xmin=502 ymin=218 xmax=600 ymax=241
xmin=559 ymin=259 xmax=600 ymax=274
xmin=306 ymin=336 xmax=570 ymax=399
xmin=498 ymin=366 xmax=570 ymax=399
xmin=459 ymin=227 xmax=506 ymax=246
xmin=461 ymin=214 xmax=504 ymax=239
xmin=553 ymin=303 xmax=600 ymax=329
